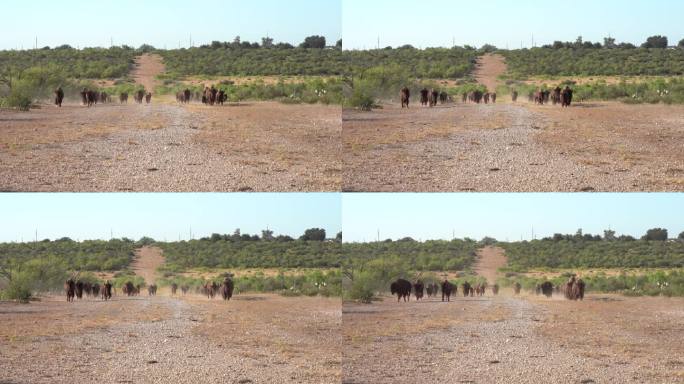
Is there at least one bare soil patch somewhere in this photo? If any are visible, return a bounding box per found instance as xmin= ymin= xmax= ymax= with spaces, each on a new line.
xmin=131 ymin=54 xmax=165 ymax=92
xmin=0 ymin=101 xmax=340 ymax=191
xmin=131 ymin=246 xmax=165 ymax=285
xmin=474 ymin=53 xmax=507 ymax=92
xmin=0 ymin=293 xmax=340 ymax=383
xmin=342 ymin=102 xmax=684 ymax=192
xmin=343 ymin=294 xmax=684 ymax=383
xmin=473 ymin=246 xmax=507 ymax=284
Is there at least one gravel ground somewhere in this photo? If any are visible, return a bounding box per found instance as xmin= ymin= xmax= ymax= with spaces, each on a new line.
xmin=0 ymin=101 xmax=340 ymax=192
xmin=342 ymin=296 xmax=681 ymax=384
xmin=342 ymin=102 xmax=684 ymax=192
xmin=0 ymin=295 xmax=340 ymax=384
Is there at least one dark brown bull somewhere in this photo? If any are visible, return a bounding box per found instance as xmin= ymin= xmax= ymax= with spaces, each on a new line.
xmin=551 ymin=87 xmax=562 ymax=105
xmin=171 ymin=283 xmax=178 ymax=295
xmin=99 ymin=91 xmax=109 ymax=104
xmin=429 ymin=89 xmax=438 ymax=107
xmin=483 ymin=93 xmax=490 ymax=104
xmin=462 ymin=282 xmax=472 ymax=298
xmin=441 ymin=280 xmax=455 ymax=302
xmin=122 ymin=281 xmax=135 ymax=297
xmin=400 ymin=87 xmax=410 ymax=108
xmin=561 ymin=86 xmax=573 ymax=107
xmin=217 ymin=90 xmax=227 ymax=105
xmin=83 ymin=282 xmax=92 ymax=297
xmin=490 ymin=93 xmax=497 ymax=103
xmin=145 ymin=92 xmax=152 ymax=104
xmin=221 ymin=278 xmax=234 ymax=301
xmin=91 ymin=283 xmax=100 ymax=298
xmin=513 ymin=282 xmax=521 ymax=295
xmin=511 ymin=90 xmax=518 ymax=102
xmin=181 ymin=285 xmax=189 ymax=295
xmin=54 ymin=87 xmax=64 ymax=107
xmin=65 ymin=279 xmax=76 ymax=302
xmin=390 ymin=278 xmax=412 ymax=302
xmin=102 ymin=281 xmax=112 ymax=301
xmin=120 ymin=92 xmax=128 ymax=104
xmin=135 ymin=90 xmax=145 ymax=104
xmin=540 ymin=281 xmax=554 ymax=298
xmin=413 ymin=280 xmax=424 ymax=301
xmin=439 ymin=91 xmax=448 ymax=104
xmin=148 ymin=284 xmax=157 ymax=296
xmin=420 ymin=88 xmax=429 ymax=106
xmin=75 ymin=280 xmax=84 ymax=299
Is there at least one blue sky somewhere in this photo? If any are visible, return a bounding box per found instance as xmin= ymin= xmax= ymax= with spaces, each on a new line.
xmin=0 ymin=193 xmax=341 ymax=242
xmin=343 ymin=0 xmax=684 ymax=49
xmin=0 ymin=0 xmax=341 ymax=50
xmin=342 ymin=194 xmax=684 ymax=242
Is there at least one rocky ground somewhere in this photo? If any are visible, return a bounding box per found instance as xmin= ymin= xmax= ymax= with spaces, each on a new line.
xmin=342 ymin=294 xmax=684 ymax=383
xmin=0 ymin=294 xmax=341 ymax=384
xmin=342 ymin=101 xmax=684 ymax=192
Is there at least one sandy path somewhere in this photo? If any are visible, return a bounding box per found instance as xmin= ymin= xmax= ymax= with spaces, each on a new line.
xmin=131 ymin=246 xmax=165 ymax=285
xmin=473 ymin=53 xmax=507 ymax=92
xmin=473 ymin=246 xmax=507 ymax=285
xmin=0 ymin=294 xmax=341 ymax=383
xmin=131 ymin=54 xmax=165 ymax=92
xmin=343 ymin=294 xmax=684 ymax=383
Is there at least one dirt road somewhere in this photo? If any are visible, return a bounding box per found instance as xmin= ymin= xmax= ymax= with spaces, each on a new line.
xmin=0 ymin=293 xmax=341 ymax=383
xmin=473 ymin=246 xmax=507 ymax=285
xmin=131 ymin=246 xmax=165 ymax=285
xmin=131 ymin=54 xmax=165 ymax=92
xmin=342 ymin=102 xmax=684 ymax=192
xmin=343 ymin=294 xmax=684 ymax=383
xmin=473 ymin=53 xmax=507 ymax=92
xmin=0 ymin=100 xmax=340 ymax=191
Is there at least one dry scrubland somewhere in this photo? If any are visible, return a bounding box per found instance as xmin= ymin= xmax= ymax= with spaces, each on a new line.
xmin=343 ymin=54 xmax=684 ymax=192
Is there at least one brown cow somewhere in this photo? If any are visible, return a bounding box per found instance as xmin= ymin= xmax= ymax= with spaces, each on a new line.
xmin=540 ymin=281 xmax=554 ymax=298
xmin=511 ymin=90 xmax=518 ymax=102
xmin=148 ymin=284 xmax=157 ymax=296
xmin=429 ymin=89 xmax=439 ymax=107
xmin=65 ymin=279 xmax=76 ymax=302
xmin=400 ymin=87 xmax=410 ymax=108
xmin=462 ymin=282 xmax=472 ymax=298
xmin=119 ymin=92 xmax=128 ymax=104
xmin=54 ymin=87 xmax=64 ymax=107
xmin=91 ymin=283 xmax=100 ymax=298
xmin=145 ymin=92 xmax=152 ymax=104
xmin=561 ymin=86 xmax=573 ymax=107
xmin=135 ymin=90 xmax=145 ymax=104
xmin=102 ymin=281 xmax=112 ymax=301
xmin=491 ymin=93 xmax=497 ymax=103
xmin=513 ymin=282 xmax=522 ymax=295
xmin=221 ymin=278 xmax=234 ymax=301
xmin=492 ymin=284 xmax=499 ymax=295
xmin=439 ymin=91 xmax=448 ymax=104
xmin=171 ymin=283 xmax=178 ymax=295
xmin=413 ymin=280 xmax=425 ymax=301
xmin=75 ymin=280 xmax=84 ymax=299
xmin=420 ymin=88 xmax=429 ymax=106
xmin=390 ymin=278 xmax=412 ymax=302
xmin=181 ymin=285 xmax=189 ymax=295
xmin=441 ymin=280 xmax=455 ymax=302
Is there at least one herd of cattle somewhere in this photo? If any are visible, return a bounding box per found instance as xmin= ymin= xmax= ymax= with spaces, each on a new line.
xmin=51 ymin=86 xmax=232 ymax=108
xmin=63 ymin=277 xmax=234 ymax=302
xmin=52 ymin=87 xmax=153 ymax=108
xmin=176 ymin=86 xmax=228 ymax=106
xmin=391 ymin=278 xmax=499 ymax=302
xmin=390 ymin=276 xmax=585 ymax=303
xmin=399 ymin=85 xmax=574 ymax=108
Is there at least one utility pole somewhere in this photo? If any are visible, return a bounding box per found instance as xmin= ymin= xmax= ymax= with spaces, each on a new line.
xmin=377 ymin=36 xmax=380 ymax=50
xmin=35 ymin=36 xmax=37 ymax=50
xmin=110 ymin=229 xmax=113 ymax=240
xmin=35 ymin=228 xmax=37 ymax=243
xmin=531 ymin=225 xmax=535 ymax=240
xmin=189 ymin=225 xmax=193 ymax=240
xmin=532 ymin=33 xmax=535 ymax=48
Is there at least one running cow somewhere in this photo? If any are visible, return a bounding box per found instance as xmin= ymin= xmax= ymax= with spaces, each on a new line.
xmin=390 ymin=278 xmax=412 ymax=302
